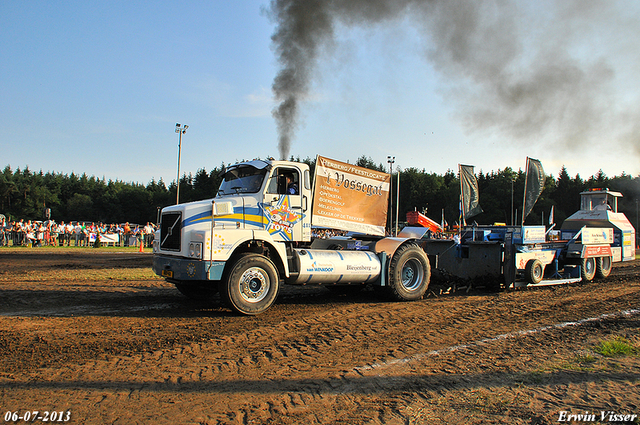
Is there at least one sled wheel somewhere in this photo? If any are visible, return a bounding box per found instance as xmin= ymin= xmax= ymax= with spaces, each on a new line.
xmin=595 ymin=256 xmax=612 ymax=279
xmin=581 ymin=257 xmax=596 ymax=282
xmin=524 ymin=259 xmax=544 ymax=284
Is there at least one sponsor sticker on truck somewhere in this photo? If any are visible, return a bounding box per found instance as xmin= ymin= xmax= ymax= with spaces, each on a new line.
xmin=581 ymin=228 xmax=613 ymax=244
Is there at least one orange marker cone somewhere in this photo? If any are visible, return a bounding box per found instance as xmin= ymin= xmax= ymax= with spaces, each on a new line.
xmin=139 ymin=239 xmax=144 ymax=253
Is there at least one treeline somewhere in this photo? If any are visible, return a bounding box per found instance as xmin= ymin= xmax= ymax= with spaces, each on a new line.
xmin=0 ymin=165 xmax=227 ymax=224
xmin=1 ymin=158 xmax=639 ymax=231
xmin=347 ymin=156 xmax=640 ymax=230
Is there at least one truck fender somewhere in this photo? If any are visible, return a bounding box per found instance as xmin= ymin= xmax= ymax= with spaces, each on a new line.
xmin=374 ymin=234 xmax=425 ymax=263
xmin=222 ymin=230 xmax=290 ymax=279
xmin=252 ymin=230 xmax=290 ymax=278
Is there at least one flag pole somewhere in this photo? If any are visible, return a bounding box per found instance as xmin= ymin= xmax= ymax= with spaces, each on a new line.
xmin=521 ymin=157 xmax=530 ymax=227
xmin=459 ymin=164 xmax=464 ymax=236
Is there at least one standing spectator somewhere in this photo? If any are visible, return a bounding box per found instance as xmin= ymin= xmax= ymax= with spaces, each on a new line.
xmin=123 ymin=222 xmax=131 ymax=247
xmin=6 ymin=220 xmax=14 ymax=246
xmin=24 ymin=220 xmax=36 ymax=246
xmin=81 ymin=222 xmax=88 ymax=247
xmin=15 ymin=220 xmax=25 ymax=246
xmin=116 ymin=223 xmax=124 ymax=246
xmin=49 ymin=221 xmax=58 ymax=246
xmin=86 ymin=222 xmax=95 ymax=246
xmin=143 ymin=222 xmax=155 ymax=248
xmin=74 ymin=222 xmax=83 ymax=246
xmin=0 ymin=217 xmax=6 ymax=246
xmin=57 ymin=221 xmax=66 ymax=246
xmin=135 ymin=225 xmax=143 ymax=247
xmin=36 ymin=221 xmax=45 ymax=247
xmin=65 ymin=221 xmax=74 ymax=246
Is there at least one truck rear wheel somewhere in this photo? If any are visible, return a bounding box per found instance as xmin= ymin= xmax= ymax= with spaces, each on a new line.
xmin=524 ymin=259 xmax=544 ymax=284
xmin=220 ymin=254 xmax=280 ymax=315
xmin=387 ymin=243 xmax=431 ymax=301
xmin=596 ymin=256 xmax=612 ymax=279
xmin=581 ymin=257 xmax=596 ymax=282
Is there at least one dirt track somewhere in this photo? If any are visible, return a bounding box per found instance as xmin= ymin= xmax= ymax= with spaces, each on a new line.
xmin=0 ymin=249 xmax=639 ymax=424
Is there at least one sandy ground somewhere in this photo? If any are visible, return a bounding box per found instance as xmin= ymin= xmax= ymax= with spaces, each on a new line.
xmin=0 ymin=249 xmax=639 ymax=424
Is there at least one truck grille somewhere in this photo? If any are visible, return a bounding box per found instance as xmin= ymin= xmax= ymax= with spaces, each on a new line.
xmin=160 ymin=212 xmax=182 ymax=251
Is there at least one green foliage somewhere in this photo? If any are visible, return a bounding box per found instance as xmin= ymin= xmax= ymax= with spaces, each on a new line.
xmin=0 ymin=165 xmax=218 ymax=223
xmin=396 ymin=164 xmax=640 ymax=231
xmin=2 ymin=160 xmax=640 ymax=234
xmin=594 ymin=337 xmax=639 ymax=357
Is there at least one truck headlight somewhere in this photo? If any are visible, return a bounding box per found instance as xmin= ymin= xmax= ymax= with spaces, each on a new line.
xmin=189 ymin=242 xmax=203 ymax=259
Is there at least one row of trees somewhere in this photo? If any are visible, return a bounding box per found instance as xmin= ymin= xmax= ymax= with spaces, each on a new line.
xmin=353 ymin=158 xmax=639 ymax=231
xmin=1 ymin=158 xmax=639 ymax=232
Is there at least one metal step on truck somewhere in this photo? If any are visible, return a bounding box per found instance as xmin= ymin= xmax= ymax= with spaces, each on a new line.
xmin=152 ymin=155 xmax=432 ymax=315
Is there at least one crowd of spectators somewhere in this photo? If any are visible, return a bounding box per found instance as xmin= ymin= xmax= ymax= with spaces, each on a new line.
xmin=0 ymin=216 xmax=457 ymax=248
xmin=0 ymin=217 xmax=156 ymax=248
xmin=311 ymin=228 xmax=348 ymax=239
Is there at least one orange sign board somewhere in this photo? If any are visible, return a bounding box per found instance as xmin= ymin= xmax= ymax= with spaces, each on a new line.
xmin=312 ymin=156 xmax=390 ymax=236
xmin=584 ymin=245 xmax=613 ymax=258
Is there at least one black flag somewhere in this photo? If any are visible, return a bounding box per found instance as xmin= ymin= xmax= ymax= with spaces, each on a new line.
xmin=460 ymin=164 xmax=483 ymax=223
xmin=522 ymin=157 xmax=545 ymax=224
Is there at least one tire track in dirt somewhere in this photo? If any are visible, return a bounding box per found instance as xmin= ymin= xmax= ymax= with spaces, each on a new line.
xmin=2 ymin=251 xmax=639 ymax=424
xmin=7 ymin=278 xmax=638 ymax=389
xmin=5 ymin=310 xmax=637 ymax=425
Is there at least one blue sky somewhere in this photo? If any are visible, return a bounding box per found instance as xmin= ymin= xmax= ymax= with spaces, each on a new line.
xmin=1 ymin=1 xmax=639 ymax=186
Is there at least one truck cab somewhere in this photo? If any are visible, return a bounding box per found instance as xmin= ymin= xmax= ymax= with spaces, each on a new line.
xmin=153 ymin=159 xmax=312 ymax=285
xmin=213 ymin=159 xmax=312 ymax=243
xmin=152 ymin=157 xmax=432 ymax=315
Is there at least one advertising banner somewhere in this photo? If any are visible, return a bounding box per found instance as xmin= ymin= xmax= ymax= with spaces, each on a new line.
xmin=88 ymin=233 xmax=120 ymax=245
xmin=312 ymin=156 xmax=390 ymax=236
xmin=581 ymin=227 xmax=614 ymax=245
xmin=521 ymin=226 xmax=546 ymax=244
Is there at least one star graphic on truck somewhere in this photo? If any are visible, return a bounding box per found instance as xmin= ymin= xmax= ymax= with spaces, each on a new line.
xmin=261 ymin=196 xmax=303 ymax=240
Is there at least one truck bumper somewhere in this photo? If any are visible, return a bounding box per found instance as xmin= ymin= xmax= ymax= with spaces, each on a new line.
xmin=152 ymin=254 xmax=226 ymax=281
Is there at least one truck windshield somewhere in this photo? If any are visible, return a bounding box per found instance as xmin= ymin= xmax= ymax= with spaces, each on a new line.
xmin=218 ymin=166 xmax=267 ymax=195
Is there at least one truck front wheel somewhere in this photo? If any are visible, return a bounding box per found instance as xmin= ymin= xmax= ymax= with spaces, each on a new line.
xmin=387 ymin=244 xmax=431 ymax=301
xmin=220 ymin=254 xmax=280 ymax=315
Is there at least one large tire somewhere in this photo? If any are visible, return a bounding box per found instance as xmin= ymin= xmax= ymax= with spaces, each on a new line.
xmin=387 ymin=243 xmax=431 ymax=301
xmin=175 ymin=282 xmax=218 ymax=301
xmin=581 ymin=257 xmax=596 ymax=282
xmin=524 ymin=259 xmax=544 ymax=284
xmin=220 ymin=254 xmax=280 ymax=315
xmin=596 ymin=256 xmax=612 ymax=279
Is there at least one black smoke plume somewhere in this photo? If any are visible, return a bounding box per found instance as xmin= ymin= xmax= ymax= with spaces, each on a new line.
xmin=267 ymin=0 xmax=638 ymax=159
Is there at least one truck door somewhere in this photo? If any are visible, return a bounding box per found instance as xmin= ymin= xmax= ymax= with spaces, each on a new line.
xmin=264 ymin=167 xmax=306 ymax=241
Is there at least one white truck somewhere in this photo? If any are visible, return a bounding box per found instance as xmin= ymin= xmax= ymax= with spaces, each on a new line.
xmin=152 ymin=156 xmax=431 ymax=315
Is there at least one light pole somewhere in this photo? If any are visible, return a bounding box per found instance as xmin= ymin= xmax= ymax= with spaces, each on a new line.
xmin=175 ymin=123 xmax=188 ymax=204
xmin=511 ymin=177 xmax=514 ymax=226
xmin=395 ymin=166 xmax=400 ymax=237
xmin=387 ymin=156 xmax=395 ymax=235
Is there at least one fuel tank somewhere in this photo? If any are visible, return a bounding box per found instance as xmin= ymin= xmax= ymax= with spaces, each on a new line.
xmin=289 ymin=249 xmax=382 ymax=284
